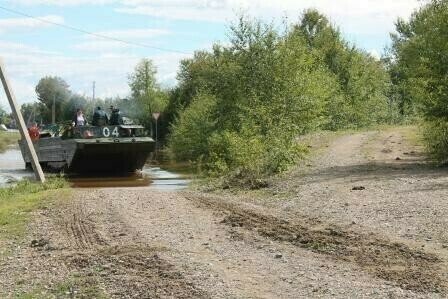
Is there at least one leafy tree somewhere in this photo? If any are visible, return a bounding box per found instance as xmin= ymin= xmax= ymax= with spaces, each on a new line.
xmin=390 ymin=0 xmax=448 ymax=160
xmin=167 ymin=11 xmax=394 ymax=185
xmin=293 ymin=9 xmax=391 ymax=129
xmin=0 ymin=105 xmax=10 ymax=125
xmin=128 ymin=59 xmax=167 ymax=129
xmin=20 ymin=102 xmax=42 ymax=125
xmin=62 ymin=94 xmax=90 ymax=121
xmin=169 ymin=93 xmax=217 ymax=161
xmin=35 ymin=76 xmax=71 ymax=123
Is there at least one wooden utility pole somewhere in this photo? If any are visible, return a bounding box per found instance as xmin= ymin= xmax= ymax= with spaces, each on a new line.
xmin=0 ymin=58 xmax=45 ymax=183
xmin=92 ymin=81 xmax=95 ymax=102
xmin=92 ymin=81 xmax=96 ymax=117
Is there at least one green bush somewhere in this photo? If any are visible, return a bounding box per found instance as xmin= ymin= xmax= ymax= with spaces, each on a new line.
xmin=168 ymin=93 xmax=217 ymax=161
xmin=389 ymin=0 xmax=448 ymax=161
xmin=423 ymin=120 xmax=448 ymax=163
xmin=167 ymin=10 xmax=393 ymax=187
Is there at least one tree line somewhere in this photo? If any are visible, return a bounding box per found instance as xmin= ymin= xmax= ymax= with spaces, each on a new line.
xmin=19 ymin=59 xmax=167 ymax=133
xmin=17 ymin=1 xmax=448 ymax=185
xmin=387 ymin=0 xmax=448 ymax=161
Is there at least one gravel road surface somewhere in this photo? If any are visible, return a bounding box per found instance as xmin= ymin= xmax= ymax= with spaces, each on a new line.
xmin=1 ymin=126 xmax=447 ymax=298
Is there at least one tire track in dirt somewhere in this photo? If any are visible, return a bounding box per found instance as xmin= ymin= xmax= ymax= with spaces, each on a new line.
xmin=65 ymin=246 xmax=207 ymax=299
xmin=188 ymin=194 xmax=447 ymax=295
xmin=53 ymin=196 xmax=207 ymax=298
xmin=61 ymin=203 xmax=106 ymax=249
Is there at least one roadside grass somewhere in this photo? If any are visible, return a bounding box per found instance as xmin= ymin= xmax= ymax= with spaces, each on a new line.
xmin=51 ymin=276 xmax=107 ymax=298
xmin=360 ymin=125 xmax=424 ymax=160
xmin=0 ymin=178 xmax=69 ymax=241
xmin=0 ymin=131 xmax=20 ymax=152
xmin=400 ymin=125 xmax=425 ymax=147
xmin=15 ymin=276 xmax=106 ymax=299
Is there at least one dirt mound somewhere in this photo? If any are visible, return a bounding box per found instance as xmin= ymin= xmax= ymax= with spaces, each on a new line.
xmin=190 ymin=194 xmax=447 ymax=294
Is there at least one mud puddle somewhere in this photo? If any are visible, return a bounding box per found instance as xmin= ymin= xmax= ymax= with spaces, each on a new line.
xmin=69 ymin=165 xmax=191 ymax=190
xmin=0 ymin=149 xmax=191 ymax=190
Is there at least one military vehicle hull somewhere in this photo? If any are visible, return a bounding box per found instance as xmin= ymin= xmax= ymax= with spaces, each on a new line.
xmin=19 ymin=125 xmax=155 ymax=174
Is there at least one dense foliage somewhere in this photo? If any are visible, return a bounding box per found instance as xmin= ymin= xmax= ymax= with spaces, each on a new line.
xmin=128 ymin=59 xmax=168 ymax=130
xmin=24 ymin=6 xmax=448 ymax=183
xmin=22 ymin=76 xmax=92 ymax=124
xmin=167 ymin=11 xmax=393 ymax=186
xmin=0 ymin=106 xmax=11 ymax=126
xmin=389 ymin=0 xmax=448 ymax=161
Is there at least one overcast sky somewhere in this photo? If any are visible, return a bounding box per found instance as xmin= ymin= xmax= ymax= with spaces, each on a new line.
xmin=0 ymin=0 xmax=423 ymax=109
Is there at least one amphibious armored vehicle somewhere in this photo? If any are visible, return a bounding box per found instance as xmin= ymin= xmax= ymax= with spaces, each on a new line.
xmin=19 ymin=123 xmax=155 ymax=174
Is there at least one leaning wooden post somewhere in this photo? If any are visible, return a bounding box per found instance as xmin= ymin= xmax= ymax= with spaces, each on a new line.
xmin=0 ymin=58 xmax=45 ymax=183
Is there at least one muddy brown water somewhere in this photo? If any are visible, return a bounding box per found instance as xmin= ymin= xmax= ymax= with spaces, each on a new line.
xmin=0 ymin=148 xmax=191 ymax=190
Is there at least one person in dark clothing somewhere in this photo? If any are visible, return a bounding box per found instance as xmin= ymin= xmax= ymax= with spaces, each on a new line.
xmin=92 ymin=106 xmax=109 ymax=126
xmin=109 ymin=107 xmax=123 ymax=125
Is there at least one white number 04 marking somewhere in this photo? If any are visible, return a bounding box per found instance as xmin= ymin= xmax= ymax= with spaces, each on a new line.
xmin=112 ymin=126 xmax=119 ymax=137
xmin=102 ymin=127 xmax=119 ymax=137
xmin=102 ymin=127 xmax=110 ymax=137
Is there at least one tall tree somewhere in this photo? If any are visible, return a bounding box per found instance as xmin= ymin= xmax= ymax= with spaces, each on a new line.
xmin=390 ymin=0 xmax=448 ymax=160
xmin=167 ymin=11 xmax=394 ymax=184
xmin=292 ymin=9 xmax=391 ymax=129
xmin=35 ymin=76 xmax=71 ymax=123
xmin=129 ymin=59 xmax=166 ymax=115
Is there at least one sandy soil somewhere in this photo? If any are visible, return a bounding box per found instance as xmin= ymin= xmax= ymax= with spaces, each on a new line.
xmin=1 ymin=126 xmax=447 ymax=298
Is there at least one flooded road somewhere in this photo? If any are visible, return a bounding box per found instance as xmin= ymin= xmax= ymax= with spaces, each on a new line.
xmin=0 ymin=148 xmax=33 ymax=187
xmin=0 ymin=148 xmax=191 ymax=190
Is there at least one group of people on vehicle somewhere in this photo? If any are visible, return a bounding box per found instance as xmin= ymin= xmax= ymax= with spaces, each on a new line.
xmin=71 ymin=106 xmax=122 ymax=127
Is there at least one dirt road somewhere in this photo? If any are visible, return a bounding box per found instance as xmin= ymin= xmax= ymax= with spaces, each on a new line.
xmin=1 ymin=126 xmax=448 ymax=298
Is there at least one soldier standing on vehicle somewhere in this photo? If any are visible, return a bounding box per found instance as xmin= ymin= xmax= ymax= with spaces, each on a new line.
xmin=109 ymin=106 xmax=123 ymax=125
xmin=92 ymin=106 xmax=109 ymax=126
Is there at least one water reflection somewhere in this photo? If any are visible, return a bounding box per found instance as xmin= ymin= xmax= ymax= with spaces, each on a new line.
xmin=0 ymin=149 xmax=191 ymax=191
xmin=0 ymin=148 xmax=34 ymax=187
xmin=69 ymin=167 xmax=191 ymax=190
xmin=141 ymin=167 xmax=190 ymax=191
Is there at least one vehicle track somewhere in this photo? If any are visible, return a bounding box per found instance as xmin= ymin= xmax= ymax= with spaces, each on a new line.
xmin=65 ymin=246 xmax=207 ymax=299
xmin=54 ymin=195 xmax=207 ymax=298
xmin=188 ymin=193 xmax=447 ymax=294
xmin=61 ymin=203 xmax=105 ymax=249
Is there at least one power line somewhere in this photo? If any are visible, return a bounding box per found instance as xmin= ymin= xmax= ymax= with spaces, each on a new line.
xmin=0 ymin=5 xmax=192 ymax=55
